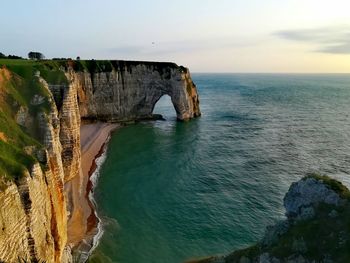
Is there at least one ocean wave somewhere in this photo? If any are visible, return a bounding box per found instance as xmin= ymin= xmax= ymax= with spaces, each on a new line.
xmin=87 ymin=135 xmax=111 ymax=257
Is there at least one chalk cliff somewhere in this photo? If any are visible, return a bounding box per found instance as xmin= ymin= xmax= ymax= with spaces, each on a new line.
xmin=0 ymin=60 xmax=200 ymax=263
xmin=70 ymin=61 xmax=200 ymax=121
xmin=0 ymin=69 xmax=69 ymax=263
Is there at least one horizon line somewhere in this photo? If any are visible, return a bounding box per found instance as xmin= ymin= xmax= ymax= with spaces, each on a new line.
xmin=191 ymin=72 xmax=350 ymax=74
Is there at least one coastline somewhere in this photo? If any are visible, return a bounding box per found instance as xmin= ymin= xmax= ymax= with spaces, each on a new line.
xmin=66 ymin=122 xmax=119 ymax=261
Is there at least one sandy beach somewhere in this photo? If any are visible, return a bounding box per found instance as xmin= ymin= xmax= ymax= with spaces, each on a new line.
xmin=66 ymin=122 xmax=119 ymax=252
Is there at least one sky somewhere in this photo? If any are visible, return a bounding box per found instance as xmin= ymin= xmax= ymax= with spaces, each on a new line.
xmin=2 ymin=0 xmax=350 ymax=73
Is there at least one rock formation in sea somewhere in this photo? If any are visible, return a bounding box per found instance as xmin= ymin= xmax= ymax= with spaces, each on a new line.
xmin=72 ymin=61 xmax=201 ymax=122
xmin=191 ymin=174 xmax=350 ymax=263
xmin=0 ymin=60 xmax=200 ymax=263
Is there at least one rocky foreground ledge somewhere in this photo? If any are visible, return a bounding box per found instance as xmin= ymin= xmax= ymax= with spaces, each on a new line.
xmin=191 ymin=174 xmax=350 ymax=263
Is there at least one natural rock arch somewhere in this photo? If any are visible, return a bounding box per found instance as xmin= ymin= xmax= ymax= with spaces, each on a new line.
xmin=73 ymin=62 xmax=201 ymax=122
xmin=139 ymin=79 xmax=198 ymax=121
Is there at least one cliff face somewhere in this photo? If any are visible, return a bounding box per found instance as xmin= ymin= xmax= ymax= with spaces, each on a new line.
xmin=0 ymin=166 xmax=57 ymax=262
xmin=0 ymin=72 xmax=69 ymax=262
xmin=72 ymin=61 xmax=201 ymax=121
xmin=0 ymin=60 xmax=200 ymax=263
xmin=62 ymin=61 xmax=201 ymax=255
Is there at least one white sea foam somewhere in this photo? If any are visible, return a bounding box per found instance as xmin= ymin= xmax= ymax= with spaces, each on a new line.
xmin=87 ymin=135 xmax=111 ymax=257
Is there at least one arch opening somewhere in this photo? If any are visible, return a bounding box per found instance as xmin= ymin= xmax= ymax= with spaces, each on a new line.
xmin=152 ymin=94 xmax=177 ymax=121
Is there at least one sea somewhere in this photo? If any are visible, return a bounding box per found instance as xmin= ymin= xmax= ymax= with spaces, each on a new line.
xmin=88 ymin=74 xmax=350 ymax=263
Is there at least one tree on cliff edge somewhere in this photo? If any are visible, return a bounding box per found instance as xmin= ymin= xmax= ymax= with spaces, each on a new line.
xmin=28 ymin=51 xmax=45 ymax=60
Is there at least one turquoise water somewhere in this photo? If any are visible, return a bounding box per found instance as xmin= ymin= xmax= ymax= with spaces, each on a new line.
xmin=90 ymin=74 xmax=350 ymax=263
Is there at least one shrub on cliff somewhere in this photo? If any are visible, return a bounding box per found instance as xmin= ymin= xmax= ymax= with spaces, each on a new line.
xmin=305 ymin=173 xmax=350 ymax=200
xmin=7 ymin=54 xmax=23 ymax=59
xmin=28 ymin=51 xmax=45 ymax=60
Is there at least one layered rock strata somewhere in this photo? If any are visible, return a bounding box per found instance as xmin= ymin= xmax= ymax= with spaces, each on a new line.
xmin=74 ymin=62 xmax=201 ymax=121
xmin=0 ymin=77 xmax=69 ymax=262
xmin=0 ymin=60 xmax=200 ymax=263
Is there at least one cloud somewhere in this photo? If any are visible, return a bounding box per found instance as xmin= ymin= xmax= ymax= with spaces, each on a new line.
xmin=318 ymin=42 xmax=350 ymax=54
xmin=274 ymin=25 xmax=350 ymax=54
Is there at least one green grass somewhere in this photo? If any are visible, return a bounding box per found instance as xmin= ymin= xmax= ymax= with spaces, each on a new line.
xmin=0 ymin=59 xmax=68 ymax=86
xmin=0 ymin=141 xmax=36 ymax=181
xmin=0 ymin=58 xmax=182 ymax=77
xmin=0 ymin=61 xmax=50 ymax=186
xmin=80 ymin=60 xmax=114 ymax=73
xmin=305 ymin=173 xmax=350 ymax=200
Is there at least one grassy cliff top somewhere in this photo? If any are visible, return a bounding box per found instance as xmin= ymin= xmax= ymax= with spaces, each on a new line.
xmin=305 ymin=173 xmax=350 ymax=200
xmin=0 ymin=59 xmax=68 ymax=85
xmin=0 ymin=64 xmax=50 ymax=188
xmin=0 ymin=59 xmax=185 ymax=79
